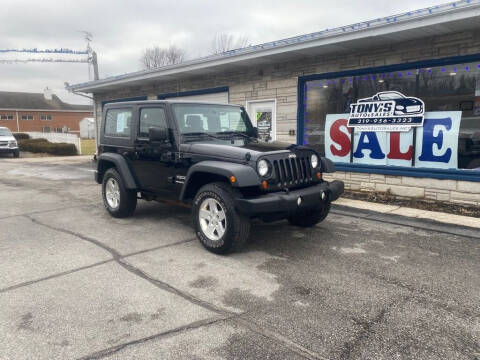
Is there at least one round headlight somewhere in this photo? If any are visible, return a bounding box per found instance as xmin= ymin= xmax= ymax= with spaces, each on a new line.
xmin=257 ymin=159 xmax=269 ymax=177
xmin=310 ymin=154 xmax=319 ymax=169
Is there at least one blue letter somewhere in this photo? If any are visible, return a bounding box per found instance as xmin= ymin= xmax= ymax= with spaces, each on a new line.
xmin=353 ymin=132 xmax=385 ymax=159
xmin=419 ymin=118 xmax=452 ymax=163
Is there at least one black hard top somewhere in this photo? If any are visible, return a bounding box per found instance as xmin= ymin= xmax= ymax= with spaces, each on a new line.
xmin=103 ymin=100 xmax=243 ymax=108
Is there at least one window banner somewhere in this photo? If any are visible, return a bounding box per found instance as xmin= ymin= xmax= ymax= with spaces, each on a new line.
xmin=325 ymin=111 xmax=462 ymax=170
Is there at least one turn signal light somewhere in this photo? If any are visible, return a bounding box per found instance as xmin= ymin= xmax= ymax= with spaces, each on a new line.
xmin=261 ymin=180 xmax=268 ymax=190
xmin=230 ymin=176 xmax=236 ymax=183
xmin=316 ymin=172 xmax=322 ymax=180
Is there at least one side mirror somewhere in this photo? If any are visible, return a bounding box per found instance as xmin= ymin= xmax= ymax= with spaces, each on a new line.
xmin=252 ymin=127 xmax=259 ymax=138
xmin=148 ymin=127 xmax=168 ymax=142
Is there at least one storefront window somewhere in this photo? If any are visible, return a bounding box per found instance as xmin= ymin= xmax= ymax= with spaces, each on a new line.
xmin=302 ymin=60 xmax=480 ymax=171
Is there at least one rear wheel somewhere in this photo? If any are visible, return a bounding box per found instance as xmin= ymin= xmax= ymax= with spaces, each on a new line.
xmin=193 ymin=182 xmax=250 ymax=254
xmin=288 ymin=201 xmax=331 ymax=227
xmin=102 ymin=168 xmax=137 ymax=218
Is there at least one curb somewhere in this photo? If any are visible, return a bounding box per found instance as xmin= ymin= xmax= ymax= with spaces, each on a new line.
xmin=335 ymin=198 xmax=480 ymax=229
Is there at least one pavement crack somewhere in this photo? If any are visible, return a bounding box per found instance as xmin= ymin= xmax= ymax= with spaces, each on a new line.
xmin=117 ymin=257 xmax=232 ymax=316
xmin=363 ymin=270 xmax=480 ymax=320
xmin=339 ymin=296 xmax=408 ymax=360
xmin=0 ymin=203 xmax=99 ymax=221
xmin=76 ymin=315 xmax=234 ymax=360
xmin=25 ymin=215 xmax=231 ymax=316
xmin=25 ymin=215 xmax=327 ymax=360
xmin=235 ymin=317 xmax=329 ymax=360
xmin=0 ymin=259 xmax=114 ymax=294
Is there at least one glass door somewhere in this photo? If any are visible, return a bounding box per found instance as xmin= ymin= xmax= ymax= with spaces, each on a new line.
xmin=247 ymin=100 xmax=276 ymax=142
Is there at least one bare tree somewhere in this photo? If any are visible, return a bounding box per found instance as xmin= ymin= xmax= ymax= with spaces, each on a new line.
xmin=140 ymin=45 xmax=186 ymax=70
xmin=210 ymin=33 xmax=249 ymax=55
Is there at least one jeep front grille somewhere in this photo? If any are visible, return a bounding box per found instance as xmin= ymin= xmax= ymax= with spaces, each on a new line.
xmin=273 ymin=156 xmax=313 ymax=187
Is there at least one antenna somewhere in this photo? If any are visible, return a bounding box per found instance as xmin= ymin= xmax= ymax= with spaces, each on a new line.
xmin=78 ymin=31 xmax=98 ymax=80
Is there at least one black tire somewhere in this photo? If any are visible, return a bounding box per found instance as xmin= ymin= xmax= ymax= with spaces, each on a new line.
xmin=102 ymin=168 xmax=137 ymax=218
xmin=288 ymin=201 xmax=331 ymax=227
xmin=12 ymin=150 xmax=19 ymax=158
xmin=192 ymin=182 xmax=250 ymax=254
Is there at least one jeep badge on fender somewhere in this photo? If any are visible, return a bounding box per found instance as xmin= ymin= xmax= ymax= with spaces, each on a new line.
xmin=95 ymin=100 xmax=344 ymax=254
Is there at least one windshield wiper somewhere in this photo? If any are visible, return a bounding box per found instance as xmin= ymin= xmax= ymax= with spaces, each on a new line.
xmin=217 ymin=131 xmax=252 ymax=139
xmin=182 ymin=132 xmax=221 ymax=141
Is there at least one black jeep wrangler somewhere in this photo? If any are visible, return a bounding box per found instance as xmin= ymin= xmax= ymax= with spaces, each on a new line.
xmin=96 ymin=101 xmax=344 ymax=253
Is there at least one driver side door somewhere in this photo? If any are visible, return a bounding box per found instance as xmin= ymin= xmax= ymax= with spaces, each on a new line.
xmin=131 ymin=105 xmax=177 ymax=198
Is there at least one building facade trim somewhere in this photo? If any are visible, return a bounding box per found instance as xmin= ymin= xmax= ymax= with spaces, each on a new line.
xmin=335 ymin=163 xmax=480 ymax=182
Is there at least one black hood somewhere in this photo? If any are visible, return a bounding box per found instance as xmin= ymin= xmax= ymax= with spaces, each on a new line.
xmin=181 ymin=141 xmax=305 ymax=161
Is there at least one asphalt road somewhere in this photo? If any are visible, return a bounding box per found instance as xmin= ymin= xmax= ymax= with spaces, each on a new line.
xmin=0 ymin=156 xmax=479 ymax=360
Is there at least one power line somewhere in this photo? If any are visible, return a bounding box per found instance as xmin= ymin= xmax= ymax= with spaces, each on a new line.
xmin=0 ymin=48 xmax=87 ymax=54
xmin=0 ymin=58 xmax=88 ymax=64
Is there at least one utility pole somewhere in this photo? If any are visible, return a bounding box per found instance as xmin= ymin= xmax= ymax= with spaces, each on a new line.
xmin=81 ymin=31 xmax=99 ymax=81
xmin=91 ymin=51 xmax=99 ymax=80
xmin=80 ymin=31 xmax=100 ymax=156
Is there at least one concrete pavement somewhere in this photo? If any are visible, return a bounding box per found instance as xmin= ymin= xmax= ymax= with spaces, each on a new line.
xmin=0 ymin=157 xmax=478 ymax=359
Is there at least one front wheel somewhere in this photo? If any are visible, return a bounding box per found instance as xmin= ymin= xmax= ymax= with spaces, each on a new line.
xmin=102 ymin=168 xmax=137 ymax=218
xmin=12 ymin=150 xmax=19 ymax=158
xmin=193 ymin=182 xmax=250 ymax=254
xmin=288 ymin=202 xmax=331 ymax=227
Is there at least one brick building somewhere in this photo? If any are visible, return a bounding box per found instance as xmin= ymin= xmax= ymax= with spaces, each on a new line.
xmin=0 ymin=89 xmax=92 ymax=134
xmin=67 ymin=1 xmax=480 ymax=206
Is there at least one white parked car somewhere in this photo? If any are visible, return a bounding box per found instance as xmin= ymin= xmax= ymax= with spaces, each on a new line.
xmin=0 ymin=127 xmax=19 ymax=158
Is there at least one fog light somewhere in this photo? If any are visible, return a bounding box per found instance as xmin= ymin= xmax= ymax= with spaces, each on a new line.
xmin=321 ymin=191 xmax=326 ymax=200
xmin=297 ymin=197 xmax=302 ymax=206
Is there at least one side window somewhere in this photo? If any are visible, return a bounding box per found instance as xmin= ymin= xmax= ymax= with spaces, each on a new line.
xmin=105 ymin=109 xmax=132 ymax=137
xmin=139 ymin=108 xmax=167 ymax=137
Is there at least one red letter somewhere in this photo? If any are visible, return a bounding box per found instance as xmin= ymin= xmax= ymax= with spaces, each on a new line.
xmin=387 ymin=132 xmax=413 ymax=160
xmin=330 ymin=119 xmax=351 ymax=157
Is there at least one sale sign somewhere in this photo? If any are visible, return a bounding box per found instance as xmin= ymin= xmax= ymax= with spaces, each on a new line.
xmin=325 ymin=111 xmax=462 ymax=170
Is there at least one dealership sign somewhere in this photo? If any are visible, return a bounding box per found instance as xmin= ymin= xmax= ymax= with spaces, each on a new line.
xmin=348 ymin=91 xmax=425 ymax=132
xmin=325 ymin=111 xmax=462 ymax=169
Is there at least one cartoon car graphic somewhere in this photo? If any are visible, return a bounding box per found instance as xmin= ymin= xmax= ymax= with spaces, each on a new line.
xmin=358 ymin=91 xmax=424 ymax=116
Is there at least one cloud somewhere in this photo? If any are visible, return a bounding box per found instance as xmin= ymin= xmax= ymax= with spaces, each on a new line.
xmin=0 ymin=0 xmax=444 ymax=104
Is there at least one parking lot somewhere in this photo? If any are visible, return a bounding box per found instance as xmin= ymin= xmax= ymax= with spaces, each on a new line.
xmin=0 ymin=156 xmax=479 ymax=360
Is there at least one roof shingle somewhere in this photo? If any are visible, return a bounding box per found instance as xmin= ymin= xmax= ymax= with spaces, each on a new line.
xmin=0 ymin=91 xmax=92 ymax=111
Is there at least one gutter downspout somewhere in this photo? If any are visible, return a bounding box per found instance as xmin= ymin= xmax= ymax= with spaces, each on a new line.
xmin=15 ymin=110 xmax=19 ymax=132
xmin=92 ymin=95 xmax=98 ymax=157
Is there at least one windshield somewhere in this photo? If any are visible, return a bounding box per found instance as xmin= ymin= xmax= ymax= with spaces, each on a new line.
xmin=378 ymin=92 xmax=404 ymax=100
xmin=172 ymin=103 xmax=254 ymax=135
xmin=0 ymin=128 xmax=12 ymax=136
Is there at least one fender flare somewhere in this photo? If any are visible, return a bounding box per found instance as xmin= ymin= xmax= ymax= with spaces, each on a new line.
xmin=180 ymin=161 xmax=260 ymax=201
xmin=320 ymin=157 xmax=336 ymax=173
xmin=97 ymin=153 xmax=138 ymax=189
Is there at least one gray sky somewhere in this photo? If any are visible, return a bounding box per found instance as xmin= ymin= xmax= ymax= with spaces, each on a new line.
xmin=0 ymin=0 xmax=445 ymax=105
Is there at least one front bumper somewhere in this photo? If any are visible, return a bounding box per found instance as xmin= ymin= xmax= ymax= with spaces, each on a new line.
xmin=235 ymin=180 xmax=344 ymax=216
xmin=0 ymin=147 xmax=18 ymax=153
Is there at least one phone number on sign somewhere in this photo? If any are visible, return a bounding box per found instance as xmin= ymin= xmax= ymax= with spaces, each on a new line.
xmin=349 ymin=117 xmax=415 ymax=124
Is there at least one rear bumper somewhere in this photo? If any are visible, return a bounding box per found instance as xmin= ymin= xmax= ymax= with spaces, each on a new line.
xmin=235 ymin=180 xmax=344 ymax=216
